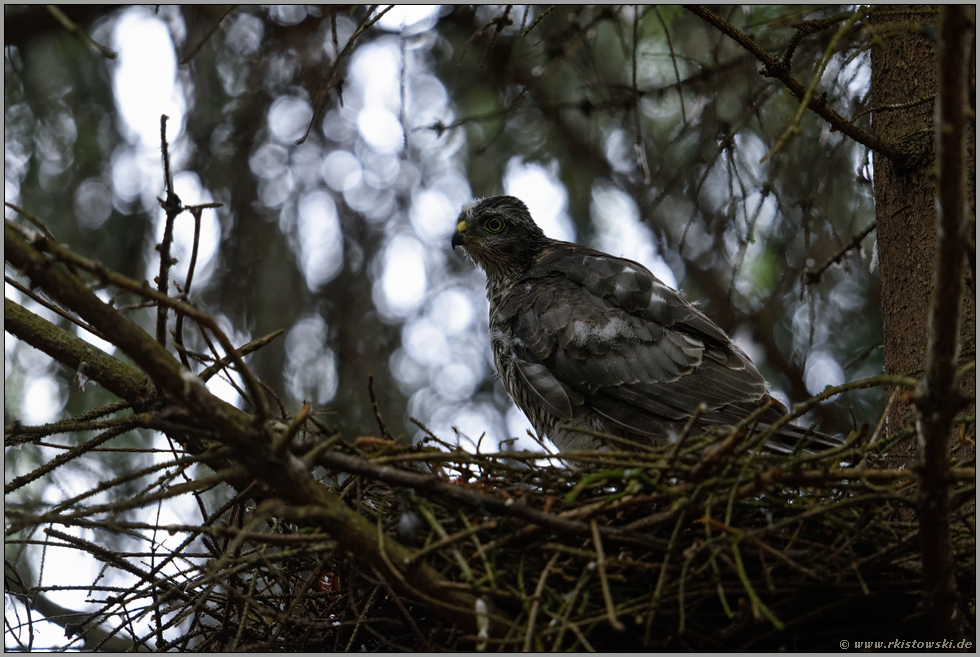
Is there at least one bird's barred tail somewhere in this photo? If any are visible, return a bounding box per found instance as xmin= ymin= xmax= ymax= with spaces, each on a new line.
xmin=762 ymin=423 xmax=845 ymax=455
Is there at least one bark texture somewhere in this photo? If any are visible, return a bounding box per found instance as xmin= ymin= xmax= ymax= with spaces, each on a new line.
xmin=871 ymin=5 xmax=976 ymax=453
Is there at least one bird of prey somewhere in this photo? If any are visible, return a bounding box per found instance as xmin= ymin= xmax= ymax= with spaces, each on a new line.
xmin=451 ymin=195 xmax=836 ymax=453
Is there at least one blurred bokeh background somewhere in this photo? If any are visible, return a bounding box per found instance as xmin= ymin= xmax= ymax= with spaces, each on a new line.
xmin=5 ymin=6 xmax=887 ymax=645
xmin=5 ymin=5 xmax=883 ymax=452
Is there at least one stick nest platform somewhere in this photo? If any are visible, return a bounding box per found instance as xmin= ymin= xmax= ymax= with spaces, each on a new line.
xmin=187 ymin=417 xmax=976 ymax=651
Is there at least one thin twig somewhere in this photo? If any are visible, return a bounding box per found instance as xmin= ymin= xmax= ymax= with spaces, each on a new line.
xmin=197 ymin=330 xmax=284 ymax=382
xmin=480 ymin=5 xmax=513 ymax=70
xmin=591 ymin=519 xmax=625 ymax=632
xmin=761 ymin=8 xmax=865 ymax=163
xmin=5 ymin=425 xmax=131 ymax=495
xmin=300 ymin=5 xmax=395 ymax=144
xmin=521 ymin=5 xmax=555 ymax=36
xmin=4 ymin=274 xmax=109 ymax=343
xmin=683 ymin=5 xmax=906 ymax=163
xmin=631 ymin=6 xmax=651 ymax=185
xmin=312 ymin=448 xmax=668 ymax=549
xmin=368 ymin=374 xmax=393 ymax=441
xmin=522 ymin=553 xmax=559 ymax=651
xmin=4 ymin=201 xmax=56 ymax=240
xmin=802 ymin=221 xmax=878 ymax=286
xmin=155 ymin=115 xmax=182 ymax=346
xmin=179 ymin=5 xmax=236 ymax=65
xmin=174 ymin=206 xmax=203 ymax=369
xmin=6 ymin=220 xmax=270 ymax=421
xmin=45 ymin=4 xmax=117 ymax=59
xmin=371 ymin=566 xmax=434 ymax=651
xmin=653 ymin=5 xmax=686 ymax=123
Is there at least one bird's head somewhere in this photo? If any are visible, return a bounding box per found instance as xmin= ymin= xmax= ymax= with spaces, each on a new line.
xmin=452 ymin=196 xmax=547 ymax=277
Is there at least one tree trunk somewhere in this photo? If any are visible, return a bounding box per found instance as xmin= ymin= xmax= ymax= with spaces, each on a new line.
xmin=871 ymin=5 xmax=976 ymax=456
xmin=872 ymin=4 xmax=974 ymax=643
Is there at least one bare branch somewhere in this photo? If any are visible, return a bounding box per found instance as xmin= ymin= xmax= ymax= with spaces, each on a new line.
xmin=179 ymin=5 xmax=236 ymax=65
xmin=914 ymin=4 xmax=969 ymax=643
xmin=684 ymin=5 xmax=907 ymax=163
xmin=45 ymin=4 xmax=117 ymax=59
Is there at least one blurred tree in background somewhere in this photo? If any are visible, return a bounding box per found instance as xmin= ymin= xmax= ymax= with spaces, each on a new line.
xmin=4 ymin=4 xmax=974 ymax=650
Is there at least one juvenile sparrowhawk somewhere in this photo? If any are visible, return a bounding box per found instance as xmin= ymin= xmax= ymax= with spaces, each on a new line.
xmin=452 ymin=195 xmax=836 ymax=453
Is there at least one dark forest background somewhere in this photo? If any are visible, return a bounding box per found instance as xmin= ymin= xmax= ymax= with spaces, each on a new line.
xmin=4 ymin=4 xmax=974 ymax=650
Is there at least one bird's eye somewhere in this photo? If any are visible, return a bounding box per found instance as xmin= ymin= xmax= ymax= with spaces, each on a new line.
xmin=484 ymin=217 xmax=505 ymax=233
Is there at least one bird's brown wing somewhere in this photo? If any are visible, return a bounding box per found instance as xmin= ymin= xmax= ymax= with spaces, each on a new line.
xmin=497 ymin=242 xmax=775 ymax=438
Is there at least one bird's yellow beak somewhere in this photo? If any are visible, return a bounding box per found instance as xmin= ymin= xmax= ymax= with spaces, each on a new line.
xmin=451 ymin=219 xmax=467 ymax=249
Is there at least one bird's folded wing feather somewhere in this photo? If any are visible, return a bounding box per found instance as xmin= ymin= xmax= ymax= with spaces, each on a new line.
xmin=498 ymin=245 xmax=771 ymax=432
